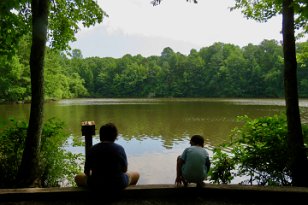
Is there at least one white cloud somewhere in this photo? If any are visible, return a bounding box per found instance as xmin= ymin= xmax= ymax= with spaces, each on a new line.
xmin=71 ymin=0 xmax=289 ymax=58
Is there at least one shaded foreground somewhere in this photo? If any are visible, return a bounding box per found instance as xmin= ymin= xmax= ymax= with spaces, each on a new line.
xmin=1 ymin=184 xmax=308 ymax=205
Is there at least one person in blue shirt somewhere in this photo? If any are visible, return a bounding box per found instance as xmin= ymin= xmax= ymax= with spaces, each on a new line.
xmin=75 ymin=123 xmax=139 ymax=191
xmin=175 ymin=135 xmax=211 ymax=187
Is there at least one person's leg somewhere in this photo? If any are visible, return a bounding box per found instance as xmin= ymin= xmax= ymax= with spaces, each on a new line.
xmin=74 ymin=173 xmax=87 ymax=187
xmin=126 ymin=171 xmax=140 ymax=185
xmin=177 ymin=156 xmax=188 ymax=187
xmin=196 ymin=181 xmax=205 ymax=188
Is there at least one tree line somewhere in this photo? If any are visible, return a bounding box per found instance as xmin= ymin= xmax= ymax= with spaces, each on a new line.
xmin=1 ymin=38 xmax=307 ymax=102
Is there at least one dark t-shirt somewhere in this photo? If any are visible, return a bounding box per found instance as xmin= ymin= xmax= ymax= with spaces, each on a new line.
xmin=85 ymin=142 xmax=128 ymax=190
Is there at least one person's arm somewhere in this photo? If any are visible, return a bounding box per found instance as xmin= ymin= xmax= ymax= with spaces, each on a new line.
xmin=120 ymin=146 xmax=128 ymax=173
xmin=175 ymin=156 xmax=185 ymax=186
xmin=205 ymin=156 xmax=211 ymax=173
xmin=122 ymin=164 xmax=128 ymax=173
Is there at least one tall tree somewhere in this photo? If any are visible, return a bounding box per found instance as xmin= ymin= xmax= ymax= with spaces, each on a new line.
xmin=0 ymin=0 xmax=106 ymax=187
xmin=282 ymin=0 xmax=308 ymax=186
xmin=16 ymin=0 xmax=49 ymax=187
xmin=232 ymin=0 xmax=308 ymax=187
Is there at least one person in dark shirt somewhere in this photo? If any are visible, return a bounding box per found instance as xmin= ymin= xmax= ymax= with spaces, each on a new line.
xmin=75 ymin=123 xmax=139 ymax=191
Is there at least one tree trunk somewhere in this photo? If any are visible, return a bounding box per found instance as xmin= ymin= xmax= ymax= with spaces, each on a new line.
xmin=282 ymin=0 xmax=308 ymax=187
xmin=16 ymin=0 xmax=49 ymax=187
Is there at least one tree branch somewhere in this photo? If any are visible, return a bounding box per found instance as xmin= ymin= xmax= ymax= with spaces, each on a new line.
xmin=151 ymin=0 xmax=198 ymax=6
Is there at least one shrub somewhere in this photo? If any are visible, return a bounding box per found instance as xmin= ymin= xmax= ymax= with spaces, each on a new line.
xmin=0 ymin=118 xmax=83 ymax=188
xmin=208 ymin=147 xmax=235 ymax=184
xmin=0 ymin=120 xmax=27 ymax=187
xmin=209 ymin=113 xmax=308 ymax=186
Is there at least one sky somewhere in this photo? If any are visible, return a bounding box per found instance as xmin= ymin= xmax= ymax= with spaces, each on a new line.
xmin=70 ymin=0 xmax=288 ymax=58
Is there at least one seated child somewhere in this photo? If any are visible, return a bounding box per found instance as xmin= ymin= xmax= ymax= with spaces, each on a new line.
xmin=175 ymin=135 xmax=211 ymax=187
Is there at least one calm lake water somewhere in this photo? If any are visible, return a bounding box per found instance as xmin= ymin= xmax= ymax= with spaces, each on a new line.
xmin=2 ymin=98 xmax=308 ymax=185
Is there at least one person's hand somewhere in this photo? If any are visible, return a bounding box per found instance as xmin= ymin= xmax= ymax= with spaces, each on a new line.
xmin=175 ymin=175 xmax=184 ymax=187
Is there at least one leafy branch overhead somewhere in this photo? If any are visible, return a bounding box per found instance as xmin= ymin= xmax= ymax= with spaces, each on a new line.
xmin=231 ymin=0 xmax=307 ymax=37
xmin=0 ymin=0 xmax=108 ymax=55
xmin=151 ymin=0 xmax=198 ymax=6
xmin=150 ymin=0 xmax=307 ymax=37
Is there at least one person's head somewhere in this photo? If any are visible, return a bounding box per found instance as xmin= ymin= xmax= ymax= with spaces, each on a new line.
xmin=190 ymin=135 xmax=204 ymax=147
xmin=99 ymin=123 xmax=118 ymax=142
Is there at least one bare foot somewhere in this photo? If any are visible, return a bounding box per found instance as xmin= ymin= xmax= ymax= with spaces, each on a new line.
xmin=196 ymin=181 xmax=205 ymax=188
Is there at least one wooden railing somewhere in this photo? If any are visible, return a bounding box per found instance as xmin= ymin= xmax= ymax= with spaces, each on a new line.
xmin=1 ymin=184 xmax=308 ymax=204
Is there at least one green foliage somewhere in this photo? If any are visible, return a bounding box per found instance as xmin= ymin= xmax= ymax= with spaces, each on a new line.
xmin=0 ymin=0 xmax=107 ymax=57
xmin=1 ymin=39 xmax=308 ymax=101
xmin=151 ymin=0 xmax=198 ymax=7
xmin=39 ymin=118 xmax=83 ymax=187
xmin=68 ymin=40 xmax=306 ymax=99
xmin=0 ymin=37 xmax=88 ymax=102
xmin=209 ymin=114 xmax=308 ymax=186
xmin=44 ymin=49 xmax=88 ymax=99
xmin=0 ymin=119 xmax=27 ymax=187
xmin=0 ymin=118 xmax=82 ymax=188
xmin=0 ymin=0 xmax=30 ymax=56
xmin=48 ymin=0 xmax=107 ymax=51
xmin=298 ymin=42 xmax=308 ymax=97
xmin=208 ymin=147 xmax=235 ymax=184
xmin=0 ymin=49 xmax=31 ymax=102
xmin=231 ymin=0 xmax=307 ymax=37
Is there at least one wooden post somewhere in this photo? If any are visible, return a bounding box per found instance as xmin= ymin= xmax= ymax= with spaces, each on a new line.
xmin=81 ymin=121 xmax=95 ymax=159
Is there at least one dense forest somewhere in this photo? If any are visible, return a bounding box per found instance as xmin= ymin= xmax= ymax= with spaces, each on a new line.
xmin=1 ymin=37 xmax=307 ymax=102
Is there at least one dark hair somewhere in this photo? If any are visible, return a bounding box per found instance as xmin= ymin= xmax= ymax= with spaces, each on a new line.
xmin=99 ymin=123 xmax=118 ymax=142
xmin=190 ymin=135 xmax=204 ymax=147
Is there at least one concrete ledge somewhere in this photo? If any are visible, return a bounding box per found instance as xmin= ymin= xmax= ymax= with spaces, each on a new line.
xmin=1 ymin=184 xmax=308 ymax=204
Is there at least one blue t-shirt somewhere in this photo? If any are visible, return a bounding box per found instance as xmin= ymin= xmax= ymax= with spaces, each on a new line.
xmin=180 ymin=146 xmax=210 ymax=183
xmin=85 ymin=142 xmax=129 ymax=190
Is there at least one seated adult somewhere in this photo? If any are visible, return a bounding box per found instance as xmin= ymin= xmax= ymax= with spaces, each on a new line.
xmin=75 ymin=123 xmax=139 ymax=191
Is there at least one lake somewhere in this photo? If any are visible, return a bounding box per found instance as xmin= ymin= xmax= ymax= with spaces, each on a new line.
xmin=1 ymin=98 xmax=308 ymax=185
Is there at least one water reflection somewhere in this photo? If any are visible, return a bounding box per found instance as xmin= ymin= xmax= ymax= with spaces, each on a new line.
xmin=56 ymin=98 xmax=287 ymax=147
